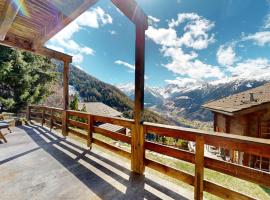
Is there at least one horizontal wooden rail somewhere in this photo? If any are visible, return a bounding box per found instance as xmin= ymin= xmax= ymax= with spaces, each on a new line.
xmin=144 ymin=122 xmax=270 ymax=158
xmin=145 ymin=159 xmax=255 ymax=200
xmin=145 ymin=158 xmax=194 ymax=186
xmin=67 ymin=110 xmax=88 ymax=119
xmin=204 ymin=157 xmax=270 ymax=188
xmin=94 ymin=127 xmax=131 ymax=144
xmin=68 ymin=128 xmax=87 ymax=140
xmin=92 ymin=138 xmax=131 ymax=159
xmin=92 ymin=114 xmax=134 ymax=129
xmin=67 ymin=119 xmax=88 ymax=130
xmin=203 ymin=181 xmax=255 ymax=200
xmin=145 ymin=141 xmax=194 ymax=163
xmin=146 ymin=141 xmax=270 ymax=188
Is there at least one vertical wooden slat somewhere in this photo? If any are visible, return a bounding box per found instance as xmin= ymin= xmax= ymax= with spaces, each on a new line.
xmin=41 ymin=107 xmax=45 ymax=126
xmin=63 ymin=61 xmax=69 ymax=110
xmin=26 ymin=106 xmax=31 ymax=121
xmin=62 ymin=110 xmax=68 ymax=136
xmin=87 ymin=114 xmax=93 ymax=148
xmin=194 ymin=135 xmax=205 ymax=200
xmin=50 ymin=109 xmax=53 ymax=131
xmin=131 ymin=23 xmax=146 ymax=174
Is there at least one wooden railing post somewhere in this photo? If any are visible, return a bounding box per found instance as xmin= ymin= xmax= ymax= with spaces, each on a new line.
xmin=50 ymin=109 xmax=53 ymax=131
xmin=131 ymin=123 xmax=145 ymax=174
xmin=87 ymin=114 xmax=93 ymax=149
xmin=62 ymin=110 xmax=68 ymax=136
xmin=194 ymin=135 xmax=205 ymax=200
xmin=41 ymin=107 xmax=45 ymax=126
xmin=131 ymin=21 xmax=146 ymax=174
xmin=26 ymin=106 xmax=31 ymax=121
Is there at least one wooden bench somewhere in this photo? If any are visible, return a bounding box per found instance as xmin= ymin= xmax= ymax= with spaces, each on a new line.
xmin=0 ymin=122 xmax=10 ymax=143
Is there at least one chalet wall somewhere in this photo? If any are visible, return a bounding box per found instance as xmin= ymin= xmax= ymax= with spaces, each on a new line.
xmin=216 ymin=114 xmax=226 ymax=132
xmin=230 ymin=117 xmax=245 ymax=136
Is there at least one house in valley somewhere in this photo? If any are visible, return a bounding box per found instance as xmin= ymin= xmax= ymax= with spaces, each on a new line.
xmin=78 ymin=102 xmax=126 ymax=134
xmin=203 ymin=83 xmax=270 ymax=171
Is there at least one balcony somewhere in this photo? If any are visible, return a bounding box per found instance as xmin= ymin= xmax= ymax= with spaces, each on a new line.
xmin=2 ymin=105 xmax=269 ymax=199
xmin=0 ymin=123 xmax=194 ymax=200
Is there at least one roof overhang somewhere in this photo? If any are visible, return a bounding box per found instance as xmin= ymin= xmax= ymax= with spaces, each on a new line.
xmin=202 ymin=102 xmax=270 ymax=117
xmin=0 ymin=0 xmax=147 ymax=62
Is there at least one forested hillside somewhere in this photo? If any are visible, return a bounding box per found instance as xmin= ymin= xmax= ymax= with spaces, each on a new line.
xmin=55 ymin=64 xmax=172 ymax=125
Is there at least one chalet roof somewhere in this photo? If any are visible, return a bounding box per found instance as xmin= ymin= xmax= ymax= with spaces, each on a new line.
xmin=98 ymin=123 xmax=125 ymax=133
xmin=0 ymin=0 xmax=147 ymax=62
xmin=202 ymin=83 xmax=270 ymax=115
xmin=78 ymin=102 xmax=122 ymax=117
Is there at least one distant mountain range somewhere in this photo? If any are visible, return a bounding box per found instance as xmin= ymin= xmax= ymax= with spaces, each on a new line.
xmin=51 ymin=62 xmax=172 ymax=125
xmin=117 ymin=79 xmax=268 ymax=122
xmin=51 ymin=60 xmax=269 ymax=127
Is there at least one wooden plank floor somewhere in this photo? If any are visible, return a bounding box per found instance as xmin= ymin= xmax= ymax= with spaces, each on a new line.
xmin=0 ymin=124 xmax=193 ymax=200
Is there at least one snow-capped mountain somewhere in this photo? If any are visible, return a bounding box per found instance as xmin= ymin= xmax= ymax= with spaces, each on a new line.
xmin=117 ymin=84 xmax=165 ymax=107
xmin=117 ymin=78 xmax=269 ymax=122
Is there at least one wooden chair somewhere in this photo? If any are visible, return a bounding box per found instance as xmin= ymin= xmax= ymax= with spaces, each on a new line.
xmin=0 ymin=122 xmax=9 ymax=143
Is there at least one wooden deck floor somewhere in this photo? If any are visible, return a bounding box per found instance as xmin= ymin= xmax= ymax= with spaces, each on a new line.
xmin=0 ymin=124 xmax=193 ymax=200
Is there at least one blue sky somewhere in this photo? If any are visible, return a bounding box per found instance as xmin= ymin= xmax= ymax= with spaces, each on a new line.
xmin=46 ymin=0 xmax=270 ymax=88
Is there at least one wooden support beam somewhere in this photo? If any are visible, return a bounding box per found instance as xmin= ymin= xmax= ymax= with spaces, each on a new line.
xmin=111 ymin=0 xmax=148 ymax=29
xmin=33 ymin=0 xmax=100 ymax=49
xmin=0 ymin=35 xmax=72 ymax=63
xmin=87 ymin=115 xmax=93 ymax=148
xmin=26 ymin=106 xmax=31 ymax=121
xmin=194 ymin=136 xmax=205 ymax=200
xmin=0 ymin=0 xmax=20 ymax=41
xmin=131 ymin=24 xmax=146 ymax=174
xmin=62 ymin=110 xmax=68 ymax=136
xmin=50 ymin=109 xmax=53 ymax=131
xmin=63 ymin=60 xmax=69 ymax=110
xmin=41 ymin=107 xmax=45 ymax=126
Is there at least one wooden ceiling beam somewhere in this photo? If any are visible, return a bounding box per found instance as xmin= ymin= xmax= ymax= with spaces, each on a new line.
xmin=0 ymin=0 xmax=21 ymax=41
xmin=0 ymin=33 xmax=72 ymax=62
xmin=111 ymin=0 xmax=148 ymax=29
xmin=32 ymin=0 xmax=99 ymax=50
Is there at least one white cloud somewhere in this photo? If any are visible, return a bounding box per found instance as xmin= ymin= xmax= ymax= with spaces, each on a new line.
xmin=169 ymin=13 xmax=215 ymax=49
xmin=242 ymin=31 xmax=270 ymax=46
xmin=147 ymin=13 xmax=215 ymax=50
xmin=228 ymin=58 xmax=270 ymax=80
xmin=115 ymin=60 xmax=135 ymax=71
xmin=48 ymin=7 xmax=112 ymax=64
xmin=46 ymin=45 xmax=65 ymax=53
xmin=148 ymin=16 xmax=160 ymax=23
xmin=109 ymin=30 xmax=117 ymax=35
xmin=148 ymin=15 xmax=160 ymax=27
xmin=264 ymin=14 xmax=270 ymax=29
xmin=146 ymin=26 xmax=179 ymax=47
xmin=216 ymin=44 xmax=236 ymax=66
xmin=73 ymin=54 xmax=84 ymax=64
xmin=146 ymin=13 xmax=221 ymax=81
xmin=165 ymin=77 xmax=200 ymax=88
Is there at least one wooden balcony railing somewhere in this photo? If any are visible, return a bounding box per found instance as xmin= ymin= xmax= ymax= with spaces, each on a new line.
xmin=27 ymin=105 xmax=270 ymax=200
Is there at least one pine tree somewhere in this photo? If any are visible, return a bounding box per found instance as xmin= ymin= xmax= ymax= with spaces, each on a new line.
xmin=0 ymin=45 xmax=57 ymax=112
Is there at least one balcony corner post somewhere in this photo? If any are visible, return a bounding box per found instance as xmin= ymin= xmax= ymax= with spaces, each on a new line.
xmin=194 ymin=135 xmax=205 ymax=200
xmin=131 ymin=23 xmax=146 ymax=174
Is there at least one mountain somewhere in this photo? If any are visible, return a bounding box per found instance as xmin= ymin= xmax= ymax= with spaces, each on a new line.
xmin=50 ymin=63 xmax=172 ymax=125
xmin=118 ymin=79 xmax=269 ymax=123
xmin=117 ymin=83 xmax=164 ymax=107
xmin=166 ymin=79 xmax=268 ymax=121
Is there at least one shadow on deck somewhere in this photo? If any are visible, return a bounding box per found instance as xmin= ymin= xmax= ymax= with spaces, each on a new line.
xmin=0 ymin=124 xmax=192 ymax=200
